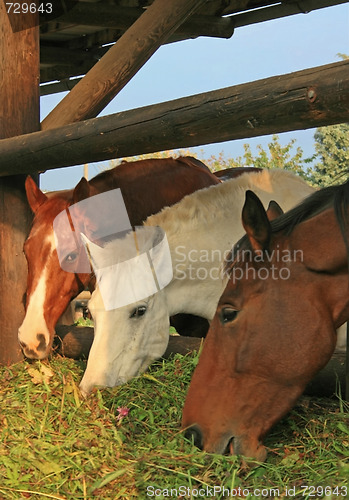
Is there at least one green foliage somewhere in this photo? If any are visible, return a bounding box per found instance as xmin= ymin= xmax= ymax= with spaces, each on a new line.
xmin=105 ymin=126 xmax=349 ymax=190
xmin=0 ymin=356 xmax=348 ymax=499
xmin=307 ymin=123 xmax=349 ymax=187
xmin=203 ymin=135 xmax=313 ymax=184
xmin=74 ymin=317 xmax=94 ymax=328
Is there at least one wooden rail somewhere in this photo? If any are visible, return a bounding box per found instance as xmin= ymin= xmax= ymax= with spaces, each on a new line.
xmin=54 ymin=327 xmax=347 ymax=398
xmin=0 ymin=60 xmax=348 ymax=176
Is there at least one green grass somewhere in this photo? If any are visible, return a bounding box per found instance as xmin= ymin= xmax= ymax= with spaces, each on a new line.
xmin=74 ymin=317 xmax=94 ymax=328
xmin=0 ymin=353 xmax=348 ymax=499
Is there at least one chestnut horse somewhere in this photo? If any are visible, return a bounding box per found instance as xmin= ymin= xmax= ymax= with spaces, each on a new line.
xmin=182 ymin=182 xmax=349 ymax=461
xmin=19 ymin=157 xmax=220 ymax=359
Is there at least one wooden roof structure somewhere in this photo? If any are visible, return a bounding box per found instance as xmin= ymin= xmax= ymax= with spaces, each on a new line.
xmin=1 ymin=0 xmax=349 ymax=175
xmin=38 ymin=0 xmax=348 ymax=96
xmin=0 ymin=0 xmax=348 ymax=390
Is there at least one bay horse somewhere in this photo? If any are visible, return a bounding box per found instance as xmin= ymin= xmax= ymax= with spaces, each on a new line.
xmin=182 ymin=182 xmax=349 ymax=461
xmin=78 ymin=170 xmax=315 ymax=395
xmin=18 ymin=157 xmax=220 ymax=359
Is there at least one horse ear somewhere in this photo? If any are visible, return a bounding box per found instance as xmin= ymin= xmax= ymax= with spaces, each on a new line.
xmin=266 ymin=200 xmax=283 ymax=221
xmin=242 ymin=190 xmax=271 ymax=252
xmin=73 ymin=177 xmax=91 ymax=204
xmin=25 ymin=176 xmax=48 ymax=213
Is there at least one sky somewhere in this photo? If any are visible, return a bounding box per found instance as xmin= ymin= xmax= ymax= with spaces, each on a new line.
xmin=40 ymin=3 xmax=349 ymax=191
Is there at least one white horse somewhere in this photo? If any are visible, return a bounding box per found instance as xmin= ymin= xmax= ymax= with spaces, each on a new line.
xmin=79 ymin=169 xmax=319 ymax=395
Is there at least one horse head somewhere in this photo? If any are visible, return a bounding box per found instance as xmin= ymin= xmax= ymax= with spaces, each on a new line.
xmin=18 ymin=158 xmax=220 ymax=360
xmin=79 ymin=227 xmax=173 ymax=396
xmin=182 ymin=187 xmax=349 ymax=461
xmin=18 ymin=176 xmax=93 ymax=359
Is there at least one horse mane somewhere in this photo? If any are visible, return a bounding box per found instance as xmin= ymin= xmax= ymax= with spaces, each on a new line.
xmin=224 ymin=178 xmax=349 ymax=274
xmin=146 ymin=169 xmax=308 ymax=235
xmin=270 ymin=180 xmax=349 ymax=235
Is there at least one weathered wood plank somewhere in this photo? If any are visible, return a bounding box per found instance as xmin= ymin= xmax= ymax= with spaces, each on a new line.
xmin=41 ymin=0 xmax=207 ymax=130
xmin=54 ymin=326 xmax=346 ymax=398
xmin=0 ymin=60 xmax=348 ymax=176
xmin=0 ymin=5 xmax=39 ymax=364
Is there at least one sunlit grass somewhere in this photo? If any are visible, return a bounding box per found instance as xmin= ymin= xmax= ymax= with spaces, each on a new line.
xmin=0 ymin=354 xmax=348 ymax=499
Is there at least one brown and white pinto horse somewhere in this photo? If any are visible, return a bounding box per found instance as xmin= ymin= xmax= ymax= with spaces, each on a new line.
xmin=19 ymin=157 xmax=220 ymax=359
xmin=182 ymin=182 xmax=349 ymax=461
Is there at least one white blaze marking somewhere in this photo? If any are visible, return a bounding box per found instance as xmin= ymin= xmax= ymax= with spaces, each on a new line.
xmin=18 ymin=268 xmax=51 ymax=348
xmin=18 ymin=234 xmax=56 ymax=350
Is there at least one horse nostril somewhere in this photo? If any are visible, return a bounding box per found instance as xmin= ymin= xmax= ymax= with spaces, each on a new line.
xmin=19 ymin=340 xmax=27 ymax=349
xmin=36 ymin=333 xmax=47 ymax=352
xmin=225 ymin=436 xmax=235 ymax=455
xmin=184 ymin=425 xmax=203 ymax=450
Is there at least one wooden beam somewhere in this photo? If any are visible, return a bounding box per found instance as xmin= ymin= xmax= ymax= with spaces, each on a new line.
xmin=43 ymin=2 xmax=234 ymax=39
xmin=40 ymin=45 xmax=100 ymax=67
xmin=0 ymin=5 xmax=40 ymax=364
xmin=220 ymin=0 xmax=349 ymax=16
xmin=40 ymin=59 xmax=96 ymax=85
xmin=41 ymin=0 xmax=207 ymax=130
xmin=40 ymin=78 xmax=82 ymax=96
xmin=0 ymin=61 xmax=348 ymax=176
xmin=53 ymin=326 xmax=347 ymax=398
xmin=40 ymin=3 xmax=145 ymax=30
xmin=225 ymin=0 xmax=349 ymax=24
xmin=39 ymin=11 xmax=231 ymax=89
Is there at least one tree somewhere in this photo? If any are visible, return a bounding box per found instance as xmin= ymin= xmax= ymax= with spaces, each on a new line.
xmin=306 ymin=54 xmax=349 ymax=187
xmin=307 ymin=123 xmax=349 ymax=187
xmin=104 ymin=127 xmax=349 ymax=190
xmin=204 ymin=135 xmax=312 ymax=183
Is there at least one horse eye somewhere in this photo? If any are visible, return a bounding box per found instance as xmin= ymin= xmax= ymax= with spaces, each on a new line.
xmin=64 ymin=251 xmax=78 ymax=263
xmin=130 ymin=305 xmax=147 ymax=319
xmin=220 ymin=307 xmax=239 ymax=324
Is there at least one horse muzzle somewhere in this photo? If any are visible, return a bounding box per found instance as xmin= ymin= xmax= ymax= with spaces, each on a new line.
xmin=184 ymin=424 xmax=267 ymax=461
xmin=18 ymin=332 xmax=50 ymax=360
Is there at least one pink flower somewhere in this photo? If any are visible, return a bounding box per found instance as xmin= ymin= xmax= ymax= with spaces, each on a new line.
xmin=116 ymin=406 xmax=130 ymax=421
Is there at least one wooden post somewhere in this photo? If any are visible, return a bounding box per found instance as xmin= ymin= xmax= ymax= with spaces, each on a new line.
xmin=0 ymin=4 xmax=40 ymax=364
xmin=41 ymin=0 xmax=207 ymax=129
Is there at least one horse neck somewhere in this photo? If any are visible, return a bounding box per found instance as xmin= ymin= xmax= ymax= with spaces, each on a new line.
xmin=165 ymin=229 xmax=232 ymax=319
xmin=147 ymin=186 xmax=241 ymax=319
xmin=289 ymin=207 xmax=349 ymax=327
xmin=148 ymin=170 xmax=313 ymax=319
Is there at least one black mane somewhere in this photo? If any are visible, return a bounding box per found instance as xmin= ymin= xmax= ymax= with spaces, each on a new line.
xmin=224 ymin=179 xmax=349 ymax=274
xmin=271 ymin=180 xmax=349 ymax=235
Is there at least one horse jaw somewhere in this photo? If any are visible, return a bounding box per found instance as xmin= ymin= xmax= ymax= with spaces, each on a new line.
xmin=79 ymin=289 xmax=170 ymax=395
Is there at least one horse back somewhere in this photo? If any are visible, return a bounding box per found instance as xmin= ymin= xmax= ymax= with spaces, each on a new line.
xmin=88 ymin=157 xmax=220 ymax=226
